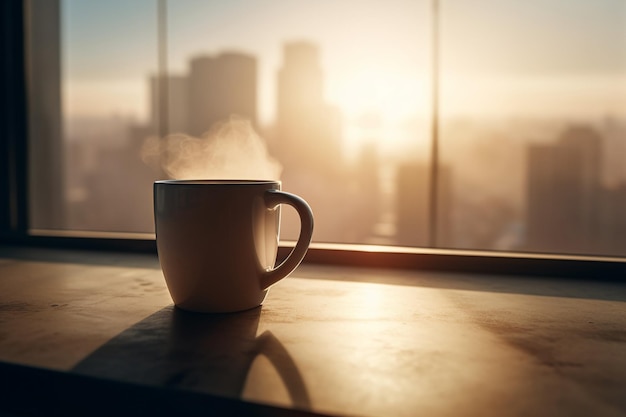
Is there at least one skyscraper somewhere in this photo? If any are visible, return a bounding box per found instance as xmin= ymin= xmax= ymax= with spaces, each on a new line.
xmin=188 ymin=52 xmax=257 ymax=137
xmin=272 ymin=41 xmax=349 ymax=242
xmin=526 ymin=125 xmax=602 ymax=253
xmin=27 ymin=0 xmax=65 ymax=229
xmin=275 ymin=41 xmax=341 ymax=176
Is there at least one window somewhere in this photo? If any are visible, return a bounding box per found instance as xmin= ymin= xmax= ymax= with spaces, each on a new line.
xmin=4 ymin=1 xmax=626 ymax=268
xmin=28 ymin=0 xmax=435 ymax=246
xmin=438 ymin=1 xmax=626 ymax=257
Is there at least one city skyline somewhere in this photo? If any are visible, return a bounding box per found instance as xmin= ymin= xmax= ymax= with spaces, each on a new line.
xmin=58 ymin=30 xmax=626 ymax=255
xmin=28 ymin=0 xmax=626 ymax=256
xmin=61 ymin=0 xmax=626 ymax=156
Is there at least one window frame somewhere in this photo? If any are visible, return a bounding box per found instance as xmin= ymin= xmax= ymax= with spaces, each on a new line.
xmin=1 ymin=0 xmax=625 ymax=280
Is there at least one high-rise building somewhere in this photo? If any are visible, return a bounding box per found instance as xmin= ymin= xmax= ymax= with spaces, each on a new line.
xmin=526 ymin=125 xmax=602 ymax=253
xmin=27 ymin=0 xmax=65 ymax=229
xmin=272 ymin=41 xmax=352 ymax=242
xmin=187 ymin=53 xmax=257 ymax=137
xmin=275 ymin=41 xmax=341 ymax=176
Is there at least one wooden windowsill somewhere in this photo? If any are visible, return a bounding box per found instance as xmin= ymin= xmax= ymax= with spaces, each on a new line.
xmin=0 ymin=246 xmax=625 ymax=416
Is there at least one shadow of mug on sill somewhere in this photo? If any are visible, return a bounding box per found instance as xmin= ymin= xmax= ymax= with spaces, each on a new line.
xmin=73 ymin=305 xmax=311 ymax=408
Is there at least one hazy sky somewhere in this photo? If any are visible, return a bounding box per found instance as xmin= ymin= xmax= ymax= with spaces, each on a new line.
xmin=62 ymin=0 xmax=626 ymax=144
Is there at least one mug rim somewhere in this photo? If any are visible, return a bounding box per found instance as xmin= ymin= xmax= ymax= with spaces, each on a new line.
xmin=155 ymin=179 xmax=280 ymax=186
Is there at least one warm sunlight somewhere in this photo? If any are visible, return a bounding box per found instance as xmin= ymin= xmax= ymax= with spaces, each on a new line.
xmin=333 ymin=69 xmax=428 ymax=123
xmin=331 ymin=69 xmax=431 ymax=157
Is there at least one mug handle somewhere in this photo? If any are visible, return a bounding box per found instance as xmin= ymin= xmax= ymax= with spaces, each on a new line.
xmin=260 ymin=189 xmax=314 ymax=290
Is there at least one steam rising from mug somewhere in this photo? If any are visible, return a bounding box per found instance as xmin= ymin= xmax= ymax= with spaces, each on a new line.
xmin=142 ymin=115 xmax=282 ymax=180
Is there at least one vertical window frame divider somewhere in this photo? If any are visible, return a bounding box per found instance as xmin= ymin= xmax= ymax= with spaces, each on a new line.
xmin=428 ymin=0 xmax=440 ymax=248
xmin=157 ymin=0 xmax=169 ymax=141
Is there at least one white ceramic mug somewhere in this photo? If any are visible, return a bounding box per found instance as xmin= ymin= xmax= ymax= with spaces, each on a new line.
xmin=154 ymin=180 xmax=314 ymax=313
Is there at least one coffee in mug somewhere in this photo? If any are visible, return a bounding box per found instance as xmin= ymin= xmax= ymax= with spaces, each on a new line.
xmin=154 ymin=180 xmax=314 ymax=313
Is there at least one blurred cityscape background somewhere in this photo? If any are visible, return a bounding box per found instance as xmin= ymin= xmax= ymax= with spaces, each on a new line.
xmin=27 ymin=0 xmax=626 ymax=256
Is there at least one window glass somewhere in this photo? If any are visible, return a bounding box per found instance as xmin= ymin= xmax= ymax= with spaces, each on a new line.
xmin=439 ymin=0 xmax=626 ymax=256
xmin=28 ymin=0 xmax=158 ymax=233
xmin=29 ymin=0 xmax=433 ymax=245
xmin=26 ymin=1 xmax=626 ymax=257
